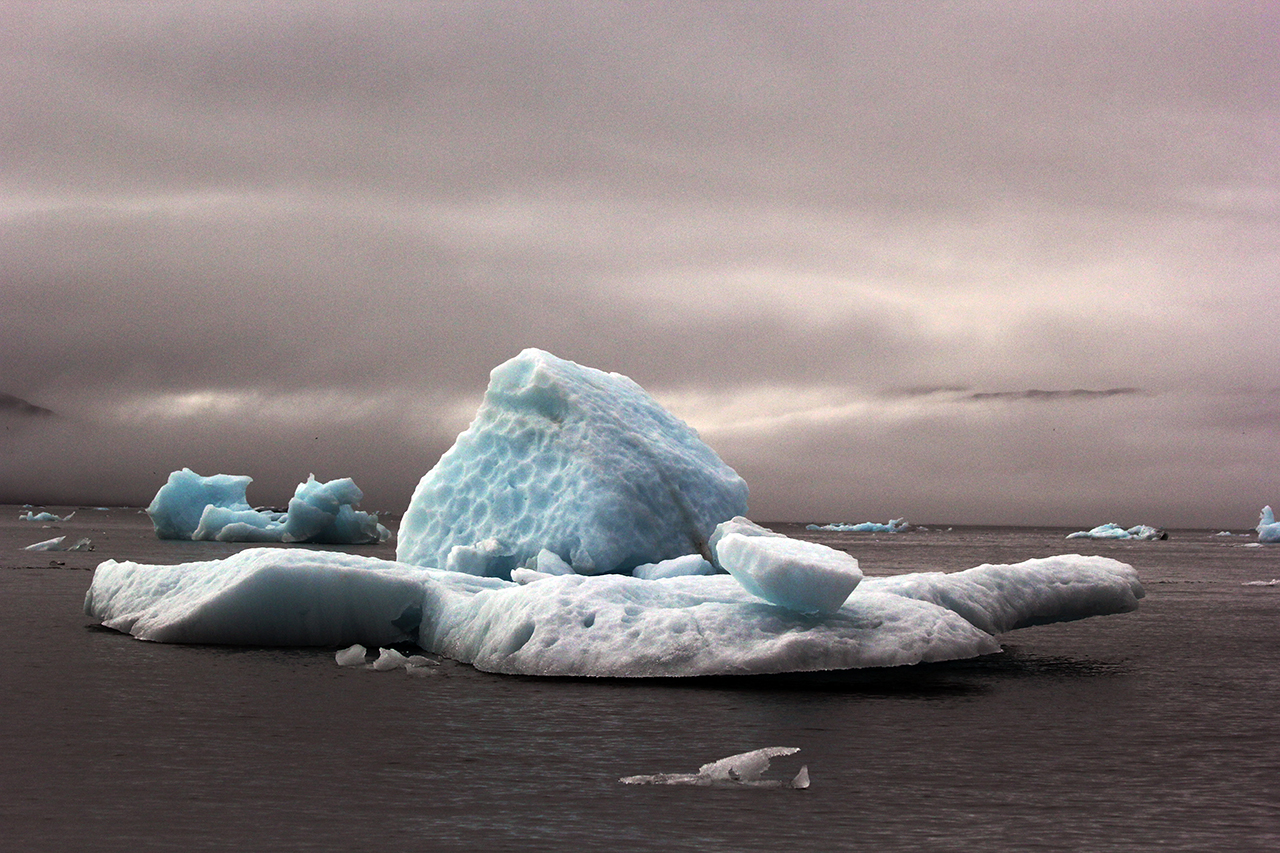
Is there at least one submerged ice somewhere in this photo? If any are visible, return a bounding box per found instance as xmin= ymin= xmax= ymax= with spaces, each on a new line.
xmin=147 ymin=468 xmax=389 ymax=545
xmin=83 ymin=350 xmax=1147 ymax=678
xmin=621 ymin=747 xmax=809 ymax=788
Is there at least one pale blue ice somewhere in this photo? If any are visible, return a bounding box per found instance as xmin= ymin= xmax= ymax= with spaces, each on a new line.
xmin=1258 ymin=506 xmax=1280 ymax=543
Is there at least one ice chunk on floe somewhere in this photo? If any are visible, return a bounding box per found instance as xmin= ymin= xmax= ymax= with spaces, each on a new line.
xmin=24 ymin=536 xmax=93 ymax=551
xmin=148 ymin=468 xmax=389 ymax=544
xmin=806 ymin=518 xmax=908 ymax=533
xmin=335 ymin=643 xmax=367 ymax=666
xmin=396 ymin=349 xmax=748 ymax=577
xmin=715 ymin=532 xmax=861 ymax=615
xmin=1257 ymin=506 xmax=1280 ymax=543
xmin=632 ymin=554 xmax=716 ymax=580
xmin=1066 ymin=523 xmax=1165 ymax=540
xmin=84 ymin=548 xmax=1143 ymax=677
xmin=621 ymin=747 xmax=808 ymax=787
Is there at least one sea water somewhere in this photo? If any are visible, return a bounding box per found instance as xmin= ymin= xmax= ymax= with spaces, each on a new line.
xmin=1 ymin=508 xmax=1277 ymax=852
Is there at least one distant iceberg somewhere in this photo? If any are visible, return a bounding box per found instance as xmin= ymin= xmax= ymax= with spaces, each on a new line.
xmin=396 ymin=348 xmax=748 ymax=578
xmin=806 ymin=518 xmax=909 ymax=533
xmin=1066 ymin=523 xmax=1167 ymax=541
xmin=147 ymin=468 xmax=390 ymax=545
xmin=1257 ymin=506 xmax=1280 ymax=543
xmin=19 ymin=510 xmax=75 ymax=523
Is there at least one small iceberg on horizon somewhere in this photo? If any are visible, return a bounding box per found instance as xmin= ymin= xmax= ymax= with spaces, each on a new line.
xmin=621 ymin=747 xmax=809 ymax=788
xmin=1066 ymin=523 xmax=1167 ymax=541
xmin=1257 ymin=506 xmax=1280 ymax=543
xmin=19 ymin=510 xmax=75 ymax=523
xmin=806 ymin=518 xmax=909 ymax=533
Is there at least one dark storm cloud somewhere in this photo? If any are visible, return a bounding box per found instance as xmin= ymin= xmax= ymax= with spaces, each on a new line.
xmin=1 ymin=1 xmax=1276 ymax=523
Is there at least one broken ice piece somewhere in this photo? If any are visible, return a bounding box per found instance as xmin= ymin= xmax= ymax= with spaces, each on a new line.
xmin=620 ymin=747 xmax=809 ymax=788
xmin=334 ymin=643 xmax=367 ymax=666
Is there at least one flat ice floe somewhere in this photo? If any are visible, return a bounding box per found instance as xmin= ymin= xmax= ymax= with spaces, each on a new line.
xmin=1065 ymin=523 xmax=1166 ymax=540
xmin=621 ymin=746 xmax=809 ymax=788
xmin=84 ymin=547 xmax=1143 ymax=677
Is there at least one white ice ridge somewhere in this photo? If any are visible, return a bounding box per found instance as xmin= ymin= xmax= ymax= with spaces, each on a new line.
xmin=147 ymin=468 xmax=390 ymax=545
xmin=621 ymin=747 xmax=809 ymax=788
xmin=1257 ymin=506 xmax=1280 ymax=543
xmin=1066 ymin=523 xmax=1166 ymax=541
xmin=396 ymin=348 xmax=748 ymax=578
xmin=806 ymin=518 xmax=908 ymax=533
xmin=84 ymin=547 xmax=1144 ymax=677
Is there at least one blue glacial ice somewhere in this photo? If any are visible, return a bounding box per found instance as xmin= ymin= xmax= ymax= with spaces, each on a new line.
xmin=1065 ymin=523 xmax=1166 ymax=540
xmin=83 ymin=350 xmax=1146 ymax=678
xmin=1258 ymin=506 xmax=1280 ymax=543
xmin=84 ymin=546 xmax=1143 ymax=677
xmin=806 ymin=518 xmax=908 ymax=533
xmin=396 ymin=348 xmax=748 ymax=577
xmin=147 ymin=468 xmax=389 ymax=545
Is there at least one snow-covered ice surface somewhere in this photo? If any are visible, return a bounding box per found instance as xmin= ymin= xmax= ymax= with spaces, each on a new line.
xmin=1257 ymin=506 xmax=1280 ymax=543
xmin=396 ymin=349 xmax=748 ymax=578
xmin=1066 ymin=523 xmax=1166 ymax=540
xmin=147 ymin=468 xmax=389 ymax=544
xmin=84 ymin=546 xmax=1144 ymax=677
xmin=807 ymin=518 xmax=908 ymax=533
xmin=621 ymin=746 xmax=809 ymax=788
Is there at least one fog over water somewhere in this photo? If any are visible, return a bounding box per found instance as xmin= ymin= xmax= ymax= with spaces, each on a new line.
xmin=2 ymin=2 xmax=1277 ymax=527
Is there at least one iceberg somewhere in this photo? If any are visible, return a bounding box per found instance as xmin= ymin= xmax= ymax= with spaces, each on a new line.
xmin=84 ymin=546 xmax=1143 ymax=678
xmin=806 ymin=518 xmax=908 ymax=533
xmin=396 ymin=349 xmax=748 ymax=578
xmin=147 ymin=468 xmax=389 ymax=545
xmin=1257 ymin=506 xmax=1280 ymax=543
xmin=621 ymin=747 xmax=809 ymax=788
xmin=1065 ymin=523 xmax=1167 ymax=541
xmin=18 ymin=510 xmax=75 ymax=523
xmin=24 ymin=535 xmax=93 ymax=552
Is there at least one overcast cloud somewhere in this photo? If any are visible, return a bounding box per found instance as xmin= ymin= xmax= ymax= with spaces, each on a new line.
xmin=2 ymin=1 xmax=1276 ymax=527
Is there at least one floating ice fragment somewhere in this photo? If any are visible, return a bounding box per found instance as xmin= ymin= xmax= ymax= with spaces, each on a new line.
xmin=371 ymin=648 xmax=410 ymax=671
xmin=397 ymin=348 xmax=748 ymax=577
xmin=714 ymin=530 xmax=861 ymax=615
xmin=335 ymin=643 xmax=367 ymax=666
xmin=19 ymin=510 xmax=75 ymax=523
xmin=24 ymin=536 xmax=93 ymax=551
xmin=1242 ymin=579 xmax=1279 ymax=587
xmin=621 ymin=747 xmax=808 ymax=788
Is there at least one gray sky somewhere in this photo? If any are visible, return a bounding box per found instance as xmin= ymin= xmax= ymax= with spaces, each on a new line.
xmin=2 ymin=1 xmax=1277 ymax=527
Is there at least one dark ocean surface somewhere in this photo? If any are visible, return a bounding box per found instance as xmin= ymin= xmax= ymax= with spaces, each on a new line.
xmin=2 ymin=507 xmax=1277 ymax=852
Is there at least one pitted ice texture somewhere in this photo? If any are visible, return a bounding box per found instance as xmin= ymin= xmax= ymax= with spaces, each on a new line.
xmin=396 ymin=349 xmax=749 ymax=577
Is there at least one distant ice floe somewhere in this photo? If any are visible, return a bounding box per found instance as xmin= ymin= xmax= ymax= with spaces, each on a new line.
xmin=19 ymin=510 xmax=75 ymax=523
xmin=147 ymin=468 xmax=390 ymax=545
xmin=621 ymin=747 xmax=809 ymax=789
xmin=1242 ymin=579 xmax=1279 ymax=587
xmin=24 ymin=536 xmax=93 ymax=552
xmin=1066 ymin=523 xmax=1167 ymax=541
xmin=84 ymin=349 xmax=1146 ymax=678
xmin=806 ymin=518 xmax=909 ymax=533
xmin=1257 ymin=506 xmax=1280 ymax=543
